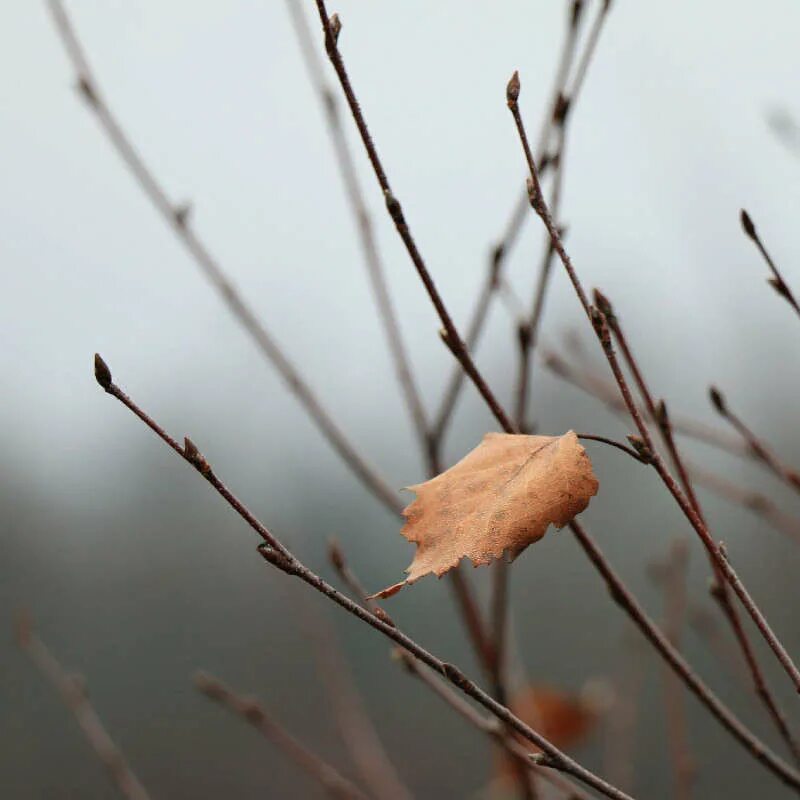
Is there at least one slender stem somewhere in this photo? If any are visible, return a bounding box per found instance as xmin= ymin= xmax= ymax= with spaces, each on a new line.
xmin=509 ymin=91 xmax=800 ymax=764
xmin=95 ymin=360 xmax=636 ymax=800
xmin=544 ymin=349 xmax=800 ymax=542
xmin=194 ymin=671 xmax=369 ymax=800
xmin=285 ymin=0 xmax=430 ymax=461
xmin=688 ymin=463 xmax=800 ymax=545
xmin=46 ymin=0 xmax=403 ymax=519
xmin=568 ymin=520 xmax=800 ymax=792
xmin=542 ymin=349 xmax=752 ymax=460
xmin=328 ymin=540 xmax=591 ymax=800
xmin=740 ymin=209 xmax=800 ymax=319
xmin=15 ymin=613 xmax=151 ymax=800
xmin=709 ymin=386 xmax=800 ymax=495
xmin=651 ymin=540 xmax=695 ymax=800
xmin=300 ymin=602 xmax=413 ymax=800
xmin=431 ymin=0 xmax=603 ymax=445
xmin=603 ymin=632 xmax=646 ymax=795
xmin=592 ymin=291 xmax=800 ymax=760
xmin=717 ymin=543 xmax=800 ymax=695
xmin=313 ymin=0 xmax=514 ymax=435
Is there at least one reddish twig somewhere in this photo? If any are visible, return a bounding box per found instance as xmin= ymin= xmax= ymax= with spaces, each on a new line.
xmin=194 ymin=671 xmax=369 ymax=800
xmin=300 ymin=601 xmax=413 ymax=800
xmin=567 ymin=520 xmax=800 ymax=792
xmin=328 ymin=541 xmax=587 ymax=800
xmin=285 ymin=0 xmax=429 ymax=461
xmin=312 ymin=0 xmax=514 ymax=435
xmin=740 ymin=209 xmax=800 ymax=319
xmin=46 ymin=0 xmax=403 ymax=518
xmin=603 ymin=632 xmax=646 ymax=795
xmin=432 ymin=0 xmax=589 ymax=445
xmin=688 ymin=463 xmax=800 ymax=545
xmin=95 ymin=355 xmax=637 ymax=800
xmin=594 ymin=290 xmax=800 ymax=762
xmin=15 ymin=612 xmax=151 ymax=800
xmin=650 ymin=539 xmax=696 ymax=800
xmin=709 ymin=385 xmax=800 ymax=494
xmin=509 ymin=82 xmax=800 ymax=764
xmin=515 ymin=0 xmax=613 ymax=435
xmin=543 ymin=348 xmax=800 ymax=542
xmin=47 ymin=3 xmax=496 ymax=759
xmin=589 ymin=290 xmax=800 ymax=760
xmin=716 ymin=543 xmax=800 ymax=695
xmin=541 ymin=348 xmax=752 ymax=460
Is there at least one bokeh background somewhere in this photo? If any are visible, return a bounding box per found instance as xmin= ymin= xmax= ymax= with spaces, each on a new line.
xmin=3 ymin=1 xmax=800 ymax=797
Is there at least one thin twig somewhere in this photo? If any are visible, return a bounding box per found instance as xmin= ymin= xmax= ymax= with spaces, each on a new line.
xmin=193 ymin=671 xmax=369 ymax=800
xmin=650 ymin=539 xmax=695 ymax=800
xmin=603 ymin=632 xmax=646 ymax=795
xmin=688 ymin=463 xmax=800 ymax=545
xmin=47 ymin=0 xmax=402 ymax=518
xmin=509 ymin=86 xmax=800 ymax=764
xmin=328 ymin=541 xmax=590 ymax=800
xmin=514 ymin=0 xmax=613 ymax=435
xmin=313 ymin=0 xmax=514 ymax=435
xmin=301 ymin=601 xmax=414 ymax=800
xmin=432 ymin=0 xmax=607 ymax=445
xmin=15 ymin=612 xmax=151 ymax=800
xmin=567 ymin=520 xmax=800 ymax=792
xmin=285 ymin=0 xmax=430 ymax=461
xmin=544 ymin=348 xmax=800 ymax=541
xmin=590 ymin=289 xmax=800 ymax=761
xmin=709 ymin=385 xmax=800 ymax=494
xmin=95 ymin=355 xmax=636 ymax=800
xmin=740 ymin=209 xmax=800 ymax=319
xmin=716 ymin=543 xmax=800 ymax=695
xmin=541 ymin=348 xmax=751 ymax=460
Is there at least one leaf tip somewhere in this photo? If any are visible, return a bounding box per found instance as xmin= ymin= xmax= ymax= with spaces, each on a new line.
xmin=367 ymin=581 xmax=406 ymax=601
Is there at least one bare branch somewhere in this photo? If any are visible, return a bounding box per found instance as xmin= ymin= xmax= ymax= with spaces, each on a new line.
xmin=47 ymin=0 xmax=403 ymax=519
xmin=285 ymin=0 xmax=430 ymax=460
xmin=15 ymin=612 xmax=151 ymax=800
xmin=95 ymin=357 xmax=637 ymax=800
xmin=194 ymin=671 xmax=369 ymax=800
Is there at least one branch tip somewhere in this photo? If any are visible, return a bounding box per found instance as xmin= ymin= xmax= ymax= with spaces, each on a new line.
xmin=708 ymin=386 xmax=726 ymax=415
xmin=592 ymin=288 xmax=614 ymax=320
xmin=506 ymin=70 xmax=521 ymax=107
xmin=571 ymin=0 xmax=585 ymax=29
xmin=94 ymin=353 xmax=112 ymax=390
xmin=740 ymin=209 xmax=757 ymax=240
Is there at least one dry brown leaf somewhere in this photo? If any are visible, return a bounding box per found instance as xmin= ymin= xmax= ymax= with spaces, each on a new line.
xmin=374 ymin=431 xmax=598 ymax=598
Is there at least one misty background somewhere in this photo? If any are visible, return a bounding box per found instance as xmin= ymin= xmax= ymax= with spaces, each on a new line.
xmin=2 ymin=1 xmax=800 ymax=797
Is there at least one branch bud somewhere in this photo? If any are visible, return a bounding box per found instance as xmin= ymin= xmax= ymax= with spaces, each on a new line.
xmin=626 ymin=435 xmax=653 ymax=463
xmin=506 ymin=70 xmax=520 ymax=107
xmin=184 ymin=437 xmax=211 ymax=474
xmin=592 ymin=288 xmax=615 ymax=324
xmin=708 ymin=386 xmax=726 ymax=415
xmin=655 ymin=399 xmax=669 ymax=430
xmin=329 ymin=13 xmax=342 ymax=45
xmin=94 ymin=353 xmax=112 ymax=390
xmin=739 ymin=209 xmax=757 ymax=241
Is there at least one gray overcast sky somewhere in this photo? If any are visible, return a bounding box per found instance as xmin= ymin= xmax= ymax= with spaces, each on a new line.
xmin=2 ymin=0 xmax=800 ymax=494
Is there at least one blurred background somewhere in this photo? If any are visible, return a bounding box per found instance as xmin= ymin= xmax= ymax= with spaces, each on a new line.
xmin=3 ymin=1 xmax=800 ymax=797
